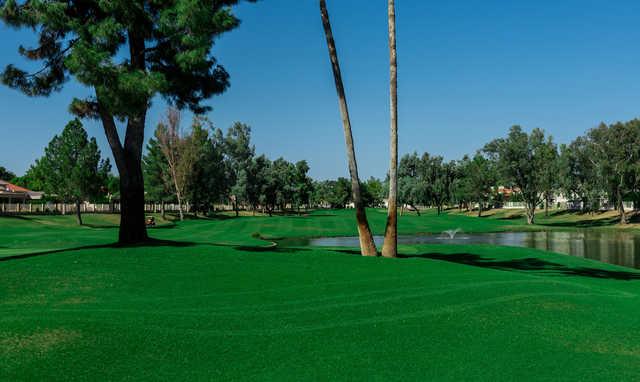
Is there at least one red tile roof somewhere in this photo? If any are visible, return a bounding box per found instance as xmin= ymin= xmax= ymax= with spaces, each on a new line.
xmin=0 ymin=180 xmax=33 ymax=193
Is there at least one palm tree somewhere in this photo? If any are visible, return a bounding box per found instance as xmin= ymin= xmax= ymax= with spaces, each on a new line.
xmin=319 ymin=0 xmax=378 ymax=257
xmin=382 ymin=0 xmax=398 ymax=258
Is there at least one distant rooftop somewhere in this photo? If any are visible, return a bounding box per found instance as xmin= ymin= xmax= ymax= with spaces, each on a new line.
xmin=0 ymin=180 xmax=43 ymax=200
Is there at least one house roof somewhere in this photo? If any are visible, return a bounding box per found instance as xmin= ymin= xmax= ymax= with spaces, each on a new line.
xmin=0 ymin=180 xmax=43 ymax=199
xmin=0 ymin=180 xmax=32 ymax=193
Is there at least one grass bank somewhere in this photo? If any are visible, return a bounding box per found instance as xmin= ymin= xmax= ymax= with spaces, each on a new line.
xmin=453 ymin=207 xmax=640 ymax=230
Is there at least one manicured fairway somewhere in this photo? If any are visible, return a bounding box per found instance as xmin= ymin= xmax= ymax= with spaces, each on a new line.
xmin=1 ymin=210 xmax=640 ymax=380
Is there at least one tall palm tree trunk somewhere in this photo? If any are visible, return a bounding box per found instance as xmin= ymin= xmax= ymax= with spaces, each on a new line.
xmin=382 ymin=0 xmax=398 ymax=258
xmin=320 ymin=0 xmax=377 ymax=257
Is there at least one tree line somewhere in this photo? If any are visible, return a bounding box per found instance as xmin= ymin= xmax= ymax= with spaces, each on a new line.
xmin=9 ymin=120 xmax=114 ymax=225
xmin=144 ymin=108 xmax=314 ymax=219
xmin=389 ymin=121 xmax=640 ymax=226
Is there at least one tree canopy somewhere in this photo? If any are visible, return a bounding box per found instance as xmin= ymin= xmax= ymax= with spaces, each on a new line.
xmin=39 ymin=119 xmax=111 ymax=224
xmin=1 ymin=0 xmax=256 ymax=242
xmin=484 ymin=126 xmax=555 ymax=224
xmin=0 ymin=166 xmax=15 ymax=181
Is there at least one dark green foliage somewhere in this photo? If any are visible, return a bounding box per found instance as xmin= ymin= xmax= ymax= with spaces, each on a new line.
xmin=254 ymin=158 xmax=313 ymax=215
xmin=398 ymin=153 xmax=426 ymax=212
xmin=271 ymin=158 xmax=296 ymax=211
xmin=396 ymin=152 xmax=457 ymax=214
xmin=422 ymin=154 xmax=456 ymax=215
xmin=0 ymin=166 xmax=15 ymax=181
xmin=455 ymin=154 xmax=497 ymax=216
xmin=41 ymin=119 xmax=111 ymax=201
xmin=1 ymin=0 xmax=256 ymax=115
xmin=11 ymin=159 xmax=49 ymax=192
xmin=244 ymin=154 xmax=271 ymax=212
xmin=225 ymin=122 xmax=255 ymax=215
xmin=539 ymin=136 xmax=560 ymax=214
xmin=105 ymin=174 xmax=119 ymax=202
xmin=225 ymin=122 xmax=255 ymax=168
xmin=559 ymin=138 xmax=597 ymax=211
xmin=142 ymin=118 xmax=314 ymax=217
xmin=37 ymin=119 xmax=111 ymax=223
xmin=312 ymin=178 xmax=351 ymax=209
xmin=143 ymin=137 xmax=173 ymax=204
xmin=293 ymin=160 xmax=314 ymax=210
xmin=586 ymin=120 xmax=640 ymax=223
xmin=361 ymin=177 xmax=385 ymax=208
xmin=186 ymin=117 xmax=229 ymax=214
xmin=484 ymin=126 xmax=556 ymax=224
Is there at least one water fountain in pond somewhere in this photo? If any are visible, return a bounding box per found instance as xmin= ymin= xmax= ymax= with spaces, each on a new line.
xmin=441 ymin=228 xmax=461 ymax=239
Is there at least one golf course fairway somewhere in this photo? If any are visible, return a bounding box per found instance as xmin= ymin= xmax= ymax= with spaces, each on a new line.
xmin=1 ymin=209 xmax=640 ymax=381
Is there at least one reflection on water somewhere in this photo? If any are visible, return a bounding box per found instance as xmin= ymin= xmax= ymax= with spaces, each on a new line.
xmin=279 ymin=231 xmax=640 ymax=269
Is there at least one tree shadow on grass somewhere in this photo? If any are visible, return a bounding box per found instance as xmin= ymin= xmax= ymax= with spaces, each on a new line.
xmin=547 ymin=209 xmax=580 ymax=218
xmin=0 ymin=238 xmax=197 ymax=262
xmin=328 ymin=248 xmax=363 ymax=256
xmin=233 ymin=245 xmax=310 ymax=254
xmin=400 ymin=252 xmax=640 ymax=281
xmin=0 ymin=215 xmax=36 ymax=221
xmin=205 ymin=214 xmax=235 ymax=221
xmin=0 ymin=238 xmax=309 ymax=262
xmin=82 ymin=223 xmax=120 ymax=229
xmin=84 ymin=221 xmax=183 ymax=230
xmin=496 ymin=214 xmax=526 ymax=221
xmin=538 ymin=218 xmax=619 ymax=228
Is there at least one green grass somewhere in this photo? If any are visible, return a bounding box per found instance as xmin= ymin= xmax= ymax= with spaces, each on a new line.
xmin=2 ymin=210 xmax=640 ymax=380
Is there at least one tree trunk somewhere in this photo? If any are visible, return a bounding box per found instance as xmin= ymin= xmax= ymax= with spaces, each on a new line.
xmin=526 ymin=202 xmax=536 ymax=225
xmin=382 ymin=0 xmax=398 ymax=259
xmin=175 ymin=191 xmax=184 ymax=221
xmin=92 ymin=30 xmax=149 ymax=245
xmin=618 ymin=188 xmax=628 ymax=224
xmin=99 ymin=102 xmax=148 ymax=244
xmin=477 ymin=202 xmax=483 ymax=217
xmin=412 ymin=205 xmax=421 ymax=216
xmin=75 ymin=200 xmax=83 ymax=225
xmin=320 ymin=0 xmax=377 ymax=257
xmin=161 ymin=201 xmax=166 ymax=220
xmin=544 ymin=193 xmax=549 ymax=217
xmin=118 ymin=159 xmax=148 ymax=243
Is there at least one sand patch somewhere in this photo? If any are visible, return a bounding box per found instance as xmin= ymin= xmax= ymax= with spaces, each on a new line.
xmin=57 ymin=296 xmax=96 ymax=305
xmin=537 ymin=301 xmax=577 ymax=311
xmin=0 ymin=329 xmax=81 ymax=357
xmin=576 ymin=341 xmax=640 ymax=358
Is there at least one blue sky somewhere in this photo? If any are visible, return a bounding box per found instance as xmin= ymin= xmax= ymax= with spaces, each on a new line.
xmin=1 ymin=0 xmax=640 ymax=180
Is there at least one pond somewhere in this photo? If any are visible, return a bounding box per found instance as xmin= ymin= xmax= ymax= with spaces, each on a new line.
xmin=279 ymin=230 xmax=640 ymax=269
